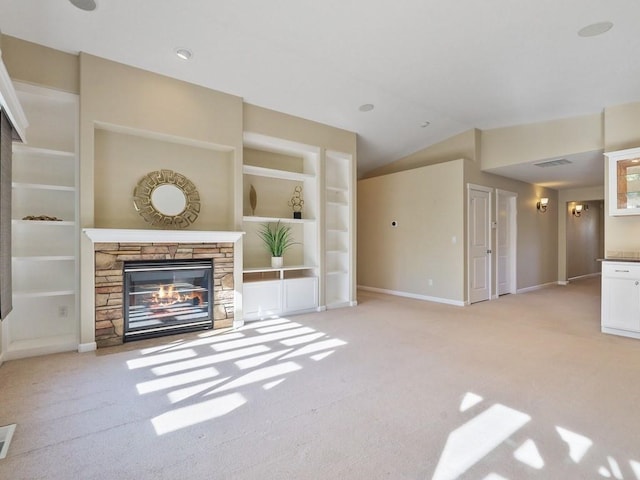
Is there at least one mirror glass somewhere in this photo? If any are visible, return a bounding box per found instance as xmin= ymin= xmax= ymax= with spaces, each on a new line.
xmin=151 ymin=184 xmax=187 ymax=216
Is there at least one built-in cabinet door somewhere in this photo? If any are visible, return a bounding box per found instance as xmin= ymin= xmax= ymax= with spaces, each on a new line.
xmin=244 ymin=280 xmax=282 ymax=318
xmin=283 ymin=277 xmax=318 ymax=312
xmin=602 ymin=276 xmax=640 ymax=332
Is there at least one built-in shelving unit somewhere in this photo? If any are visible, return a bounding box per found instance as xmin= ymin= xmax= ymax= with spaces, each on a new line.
xmin=242 ymin=132 xmax=320 ymax=319
xmin=324 ymin=150 xmax=355 ymax=308
xmin=2 ymin=83 xmax=79 ymax=359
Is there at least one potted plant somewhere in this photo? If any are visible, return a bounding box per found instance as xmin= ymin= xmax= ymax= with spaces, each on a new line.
xmin=257 ymin=221 xmax=297 ymax=268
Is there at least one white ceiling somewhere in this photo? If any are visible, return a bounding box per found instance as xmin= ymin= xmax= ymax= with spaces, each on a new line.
xmin=2 ymin=0 xmax=639 ymax=186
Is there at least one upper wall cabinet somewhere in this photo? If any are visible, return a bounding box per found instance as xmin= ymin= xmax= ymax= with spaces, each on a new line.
xmin=606 ymin=147 xmax=640 ymax=216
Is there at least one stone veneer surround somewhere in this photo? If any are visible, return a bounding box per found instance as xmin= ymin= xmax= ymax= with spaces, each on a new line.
xmin=84 ymin=229 xmax=244 ymax=348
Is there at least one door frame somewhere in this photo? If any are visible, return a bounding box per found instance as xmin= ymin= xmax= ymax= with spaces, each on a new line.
xmin=467 ymin=184 xmax=493 ymax=304
xmin=495 ymin=189 xmax=518 ymax=297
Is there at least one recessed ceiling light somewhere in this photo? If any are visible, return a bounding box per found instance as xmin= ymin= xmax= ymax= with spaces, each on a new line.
xmin=69 ymin=0 xmax=97 ymax=11
xmin=420 ymin=121 xmax=431 ymax=128
xmin=175 ymin=48 xmax=193 ymax=61
xmin=578 ymin=21 xmax=613 ymax=37
xmin=358 ymin=104 xmax=374 ymax=112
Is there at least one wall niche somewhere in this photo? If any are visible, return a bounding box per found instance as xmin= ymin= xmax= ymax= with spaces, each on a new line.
xmin=93 ymin=128 xmax=234 ymax=230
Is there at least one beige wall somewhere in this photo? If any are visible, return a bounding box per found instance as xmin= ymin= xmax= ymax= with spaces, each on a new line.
xmin=565 ymin=200 xmax=604 ymax=279
xmin=557 ymin=186 xmax=604 ymax=281
xmin=1 ymin=35 xmax=78 ymax=94
xmin=363 ymin=129 xmax=478 ymax=179
xmin=94 ymin=129 xmax=234 ymax=229
xmin=481 ymin=113 xmax=603 ymax=170
xmin=358 ymin=160 xmax=465 ymax=303
xmin=244 ymin=104 xmax=357 ymax=156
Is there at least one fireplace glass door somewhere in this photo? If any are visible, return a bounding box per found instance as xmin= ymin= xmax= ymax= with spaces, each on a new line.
xmin=124 ymin=259 xmax=213 ymax=341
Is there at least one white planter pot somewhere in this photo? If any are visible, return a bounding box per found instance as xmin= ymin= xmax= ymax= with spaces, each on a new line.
xmin=271 ymin=256 xmax=283 ymax=268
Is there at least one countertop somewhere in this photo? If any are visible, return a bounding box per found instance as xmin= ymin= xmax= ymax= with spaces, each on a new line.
xmin=598 ymin=257 xmax=640 ymax=263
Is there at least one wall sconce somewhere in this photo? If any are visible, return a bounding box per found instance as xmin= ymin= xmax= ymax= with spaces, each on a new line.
xmin=537 ymin=197 xmax=549 ymax=213
xmin=572 ymin=204 xmax=588 ymax=217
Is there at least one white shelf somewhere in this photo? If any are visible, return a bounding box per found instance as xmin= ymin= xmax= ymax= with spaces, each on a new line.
xmin=12 ymin=182 xmax=75 ymax=191
xmin=13 ymin=256 xmax=75 ymax=262
xmin=327 ymin=269 xmax=348 ymax=275
xmin=243 ymin=164 xmax=315 ymax=181
xmin=12 ymin=144 xmax=75 ymax=158
xmin=244 ymin=264 xmax=317 ymax=274
xmin=12 ymin=219 xmax=75 ymax=226
xmin=327 ymin=200 xmax=348 ymax=207
xmin=327 ymin=227 xmax=348 ymax=233
xmin=13 ymin=289 xmax=75 ymax=298
xmin=326 ymin=185 xmax=347 ymax=193
xmin=243 ymin=215 xmax=315 ymax=224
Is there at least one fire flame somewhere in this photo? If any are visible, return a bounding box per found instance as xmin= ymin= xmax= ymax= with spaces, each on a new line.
xmin=151 ymin=284 xmax=203 ymax=307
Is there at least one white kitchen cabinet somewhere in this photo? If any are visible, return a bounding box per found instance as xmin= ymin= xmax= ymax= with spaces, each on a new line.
xmin=601 ymin=261 xmax=640 ymax=339
xmin=606 ymin=147 xmax=640 ymax=216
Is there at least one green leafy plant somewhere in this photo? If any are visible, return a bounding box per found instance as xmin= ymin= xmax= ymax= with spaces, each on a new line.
xmin=257 ymin=221 xmax=297 ymax=257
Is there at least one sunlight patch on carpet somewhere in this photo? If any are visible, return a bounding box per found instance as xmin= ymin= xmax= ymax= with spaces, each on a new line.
xmin=514 ymin=439 xmax=544 ymax=469
xmin=460 ymin=392 xmax=483 ymax=412
xmin=152 ymin=393 xmax=246 ymax=435
xmin=432 ymin=404 xmax=531 ymax=480
xmin=555 ymin=426 xmax=593 ymax=463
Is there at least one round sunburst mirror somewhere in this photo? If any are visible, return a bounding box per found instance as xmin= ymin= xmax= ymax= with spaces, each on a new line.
xmin=133 ymin=169 xmax=200 ymax=229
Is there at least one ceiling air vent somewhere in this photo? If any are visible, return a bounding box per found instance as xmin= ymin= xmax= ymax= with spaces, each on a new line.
xmin=534 ymin=159 xmax=572 ymax=168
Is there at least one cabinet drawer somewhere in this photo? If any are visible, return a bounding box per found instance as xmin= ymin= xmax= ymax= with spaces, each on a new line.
xmin=602 ymin=262 xmax=640 ymax=279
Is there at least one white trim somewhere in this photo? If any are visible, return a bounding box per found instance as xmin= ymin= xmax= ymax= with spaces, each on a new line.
xmin=558 ymin=280 xmax=569 ymax=286
xmin=358 ymin=285 xmax=466 ymax=307
xmin=516 ymin=282 xmax=558 ymax=293
xmin=78 ymin=342 xmax=97 ymax=353
xmin=602 ymin=326 xmax=640 ymax=340
xmin=567 ymin=272 xmax=601 ymax=281
xmin=0 ymin=351 xmax=3 ymax=367
xmin=0 ymin=51 xmax=28 ymax=140
xmin=83 ymin=228 xmax=244 ymax=244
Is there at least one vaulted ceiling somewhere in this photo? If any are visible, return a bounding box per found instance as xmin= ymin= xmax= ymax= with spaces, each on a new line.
xmin=2 ymin=0 xmax=639 ymax=184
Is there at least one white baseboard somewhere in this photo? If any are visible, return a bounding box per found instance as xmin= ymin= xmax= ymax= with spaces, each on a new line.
xmin=0 ymin=351 xmax=4 ymax=367
xmin=358 ymin=285 xmax=465 ymax=307
xmin=558 ymin=280 xmax=569 ymax=286
xmin=78 ymin=342 xmax=97 ymax=353
xmin=568 ymin=272 xmax=601 ymax=281
xmin=517 ymin=281 xmax=558 ymax=294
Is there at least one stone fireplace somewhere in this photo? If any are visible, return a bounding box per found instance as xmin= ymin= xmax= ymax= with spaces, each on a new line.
xmin=84 ymin=229 xmax=244 ymax=348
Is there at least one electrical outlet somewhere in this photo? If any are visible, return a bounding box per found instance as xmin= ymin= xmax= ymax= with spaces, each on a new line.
xmin=58 ymin=306 xmax=68 ymax=318
xmin=428 ymin=279 xmax=433 ymax=286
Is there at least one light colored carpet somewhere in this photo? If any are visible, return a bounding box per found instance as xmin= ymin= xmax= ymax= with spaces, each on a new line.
xmin=1 ymin=276 xmax=639 ymax=480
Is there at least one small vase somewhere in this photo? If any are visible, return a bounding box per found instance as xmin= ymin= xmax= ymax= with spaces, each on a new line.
xmin=271 ymin=256 xmax=283 ymax=268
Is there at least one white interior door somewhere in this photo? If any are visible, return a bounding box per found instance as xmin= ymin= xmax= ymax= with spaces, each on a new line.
xmin=468 ymin=185 xmax=491 ymax=304
xmin=496 ymin=190 xmax=517 ymax=296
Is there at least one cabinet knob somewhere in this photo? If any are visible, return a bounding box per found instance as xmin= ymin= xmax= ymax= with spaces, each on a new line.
xmin=636 ymin=281 xmax=639 ymax=286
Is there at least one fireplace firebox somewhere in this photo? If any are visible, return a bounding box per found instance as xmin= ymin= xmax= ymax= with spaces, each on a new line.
xmin=123 ymin=259 xmax=213 ymax=341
